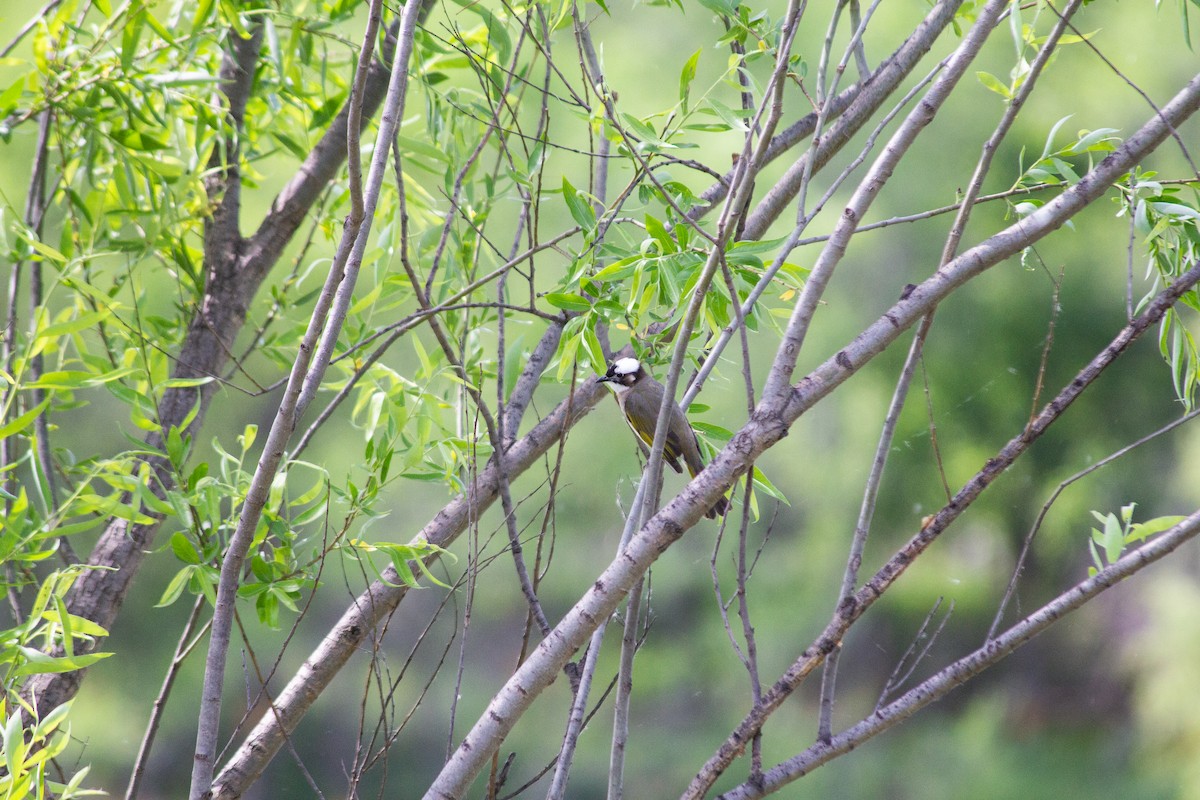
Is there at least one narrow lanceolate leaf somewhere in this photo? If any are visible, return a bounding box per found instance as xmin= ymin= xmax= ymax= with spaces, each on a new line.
xmin=562 ymin=177 xmax=597 ymax=231
xmin=12 ymin=646 xmax=112 ymax=676
xmin=0 ymin=398 xmax=50 ymax=438
xmin=679 ymin=48 xmax=701 ymax=107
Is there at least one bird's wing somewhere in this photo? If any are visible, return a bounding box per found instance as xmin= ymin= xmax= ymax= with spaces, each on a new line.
xmin=665 ymin=424 xmax=698 ymax=477
xmin=625 ymin=413 xmax=684 ymax=473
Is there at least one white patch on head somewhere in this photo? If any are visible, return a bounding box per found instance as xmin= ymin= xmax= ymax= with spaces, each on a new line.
xmin=612 ymin=357 xmax=641 ymax=375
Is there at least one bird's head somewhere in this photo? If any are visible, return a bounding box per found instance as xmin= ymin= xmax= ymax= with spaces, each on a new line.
xmin=598 ymin=357 xmax=644 ymax=392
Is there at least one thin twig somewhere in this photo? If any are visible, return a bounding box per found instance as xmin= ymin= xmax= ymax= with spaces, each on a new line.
xmin=683 ymin=257 xmax=1200 ymax=800
xmin=874 ymin=597 xmax=954 ymax=709
xmin=716 ymin=510 xmax=1200 ymax=800
xmin=125 ymin=597 xmax=209 ymax=800
xmin=987 ymin=404 xmax=1200 ymax=640
xmin=814 ymin=0 xmax=1083 ymax=740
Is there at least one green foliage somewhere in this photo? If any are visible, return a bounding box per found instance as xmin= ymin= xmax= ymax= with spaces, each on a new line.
xmin=1010 ymin=117 xmax=1120 ymax=199
xmin=0 ymin=0 xmax=1198 ymax=795
xmin=976 ymin=0 xmax=1095 ymax=102
xmin=1116 ymin=171 xmax=1200 ymax=409
xmin=1163 ymin=0 xmax=1200 ymax=48
xmin=339 ymin=537 xmax=454 ymax=590
xmin=1005 ymin=124 xmax=1200 ymax=409
xmin=1087 ymin=503 xmax=1186 ymax=575
xmin=0 ymin=699 xmax=101 ymax=799
xmin=0 ymin=570 xmax=112 ymax=798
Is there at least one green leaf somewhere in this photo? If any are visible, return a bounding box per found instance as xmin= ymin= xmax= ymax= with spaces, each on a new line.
xmin=192 ymin=0 xmax=216 ymax=26
xmin=41 ymin=611 xmax=107 ymax=639
xmin=562 ymin=177 xmax=597 ymax=231
xmin=272 ymin=132 xmax=309 ymax=161
xmin=398 ymin=135 xmax=450 ymax=164
xmin=975 ymin=71 xmax=1011 ymax=99
xmin=707 ymin=98 xmax=750 ymax=133
xmin=751 ymin=466 xmax=790 ymax=505
xmin=156 ymin=566 xmax=194 ymax=607
xmin=132 ymin=153 xmax=187 ymax=181
xmin=1128 ymin=515 xmax=1187 ymax=543
xmin=239 ymin=423 xmax=258 ymax=452
xmin=679 ymin=48 xmax=701 ymax=106
xmin=691 ymin=421 xmax=732 ymax=440
xmin=55 ymin=595 xmax=74 ymax=657
xmin=160 ymin=376 xmax=214 ymax=389
xmin=644 ymin=214 xmax=676 ymax=254
xmin=0 ymin=78 xmax=24 ymax=117
xmin=26 ymin=239 xmax=67 ymax=264
xmin=544 ymin=292 xmax=592 ymax=312
xmin=36 ymin=309 xmax=111 ymax=340
xmin=696 ymin=0 xmax=736 ymax=16
xmin=31 ymin=701 xmax=72 ymax=740
xmin=1091 ymin=511 xmax=1124 ymax=565
xmin=556 ymin=329 xmax=581 ymax=383
xmin=4 ymin=710 xmax=23 ymax=777
xmin=112 ymin=127 xmax=169 ymax=152
xmin=27 ymin=370 xmax=101 ymax=389
xmin=591 ymin=256 xmax=640 ymax=283
xmin=581 ymin=324 xmax=605 ymax=372
xmin=1040 ymin=115 xmax=1073 ymax=161
xmin=0 ymin=398 xmax=50 ymax=439
xmin=1069 ymin=127 xmax=1119 ymax=154
xmin=620 ymin=112 xmax=664 ymax=143
xmin=169 ymin=532 xmax=201 ymax=565
xmin=1149 ymin=201 xmax=1200 ymax=222
xmin=12 ymin=646 xmax=112 ymax=676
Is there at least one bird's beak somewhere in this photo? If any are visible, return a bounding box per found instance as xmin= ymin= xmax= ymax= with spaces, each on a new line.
xmin=597 ymin=373 xmax=612 ymax=383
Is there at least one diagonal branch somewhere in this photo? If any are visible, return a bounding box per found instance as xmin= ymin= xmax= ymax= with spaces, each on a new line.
xmin=418 ymin=72 xmax=1200 ymax=800
xmin=817 ymin=0 xmax=1086 ymax=741
xmin=210 ymin=378 xmax=607 ymax=799
xmin=187 ymin=3 xmax=425 ymax=796
xmin=682 ymin=258 xmax=1200 ymax=799
xmin=23 ymin=13 xmax=398 ymax=723
xmin=687 ymin=0 xmax=964 ymax=228
xmin=758 ymin=0 xmax=1008 ymax=405
xmin=714 ymin=507 xmax=1200 ymax=800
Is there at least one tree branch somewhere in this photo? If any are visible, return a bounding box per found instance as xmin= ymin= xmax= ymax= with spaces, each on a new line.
xmin=23 ymin=10 xmax=397 ymax=723
xmin=188 ymin=3 xmax=424 ymax=796
xmin=713 ymin=508 xmax=1200 ymax=799
xmin=419 ymin=72 xmax=1200 ymax=800
xmin=687 ymin=0 xmax=964 ymax=227
xmin=683 ymin=256 xmax=1200 ymax=799
xmin=210 ymin=378 xmax=608 ymax=799
xmin=758 ymin=0 xmax=1007 ymax=405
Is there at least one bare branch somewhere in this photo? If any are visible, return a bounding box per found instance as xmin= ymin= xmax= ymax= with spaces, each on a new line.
xmin=988 ymin=405 xmax=1200 ymax=640
xmin=689 ymin=0 xmax=964 ymax=226
xmin=759 ymin=0 xmax=1008 ymax=405
xmin=714 ymin=508 xmax=1200 ymax=799
xmin=819 ymin=0 xmax=1085 ymax=737
xmin=125 ymin=598 xmax=208 ymax=800
xmin=683 ymin=256 xmax=1200 ymax=799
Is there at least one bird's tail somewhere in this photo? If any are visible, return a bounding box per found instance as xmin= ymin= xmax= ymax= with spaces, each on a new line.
xmin=684 ymin=455 xmax=730 ymax=520
xmin=705 ymin=494 xmax=730 ymax=520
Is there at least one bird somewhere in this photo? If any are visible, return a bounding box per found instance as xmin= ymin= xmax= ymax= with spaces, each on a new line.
xmin=598 ymin=357 xmax=730 ymax=519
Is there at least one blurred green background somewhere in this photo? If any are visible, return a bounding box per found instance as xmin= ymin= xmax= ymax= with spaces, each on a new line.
xmin=2 ymin=1 xmax=1200 ymax=798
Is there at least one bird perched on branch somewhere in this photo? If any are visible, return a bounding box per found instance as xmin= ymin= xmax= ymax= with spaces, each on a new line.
xmin=598 ymin=357 xmax=730 ymax=520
